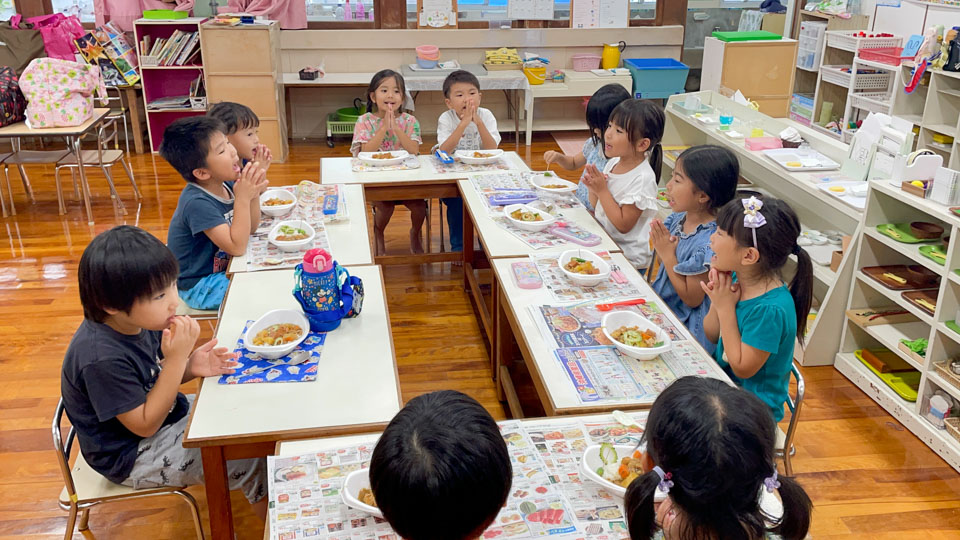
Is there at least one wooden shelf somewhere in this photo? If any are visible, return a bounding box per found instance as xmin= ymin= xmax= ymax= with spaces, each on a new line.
xmin=141 ymin=64 xmax=204 ymax=70
xmin=855 ymin=274 xmax=935 ymax=324
xmin=928 ymin=369 xmax=960 ymax=404
xmin=848 ymin=316 xmax=929 ymax=370
xmin=925 ymin=124 xmax=958 ymax=138
xmin=862 ymin=228 xmax=945 ymax=276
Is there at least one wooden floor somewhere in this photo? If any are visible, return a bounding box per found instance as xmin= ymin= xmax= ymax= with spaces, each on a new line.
xmin=1 ymin=135 xmax=959 ymax=539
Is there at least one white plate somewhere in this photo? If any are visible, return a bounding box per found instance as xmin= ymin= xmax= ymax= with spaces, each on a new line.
xmin=503 ymin=203 xmax=556 ymax=232
xmin=357 ymin=150 xmax=410 ymax=166
xmin=530 ymin=172 xmax=577 ymax=193
xmin=259 ymin=189 xmax=296 ymax=217
xmin=341 ymin=469 xmax=383 ymax=518
xmin=816 ymin=181 xmax=868 ymax=210
xmin=243 ymin=309 xmax=310 ymax=359
xmin=601 ymin=311 xmax=672 ymax=361
xmin=558 ymin=250 xmax=611 ymax=287
xmin=268 ymin=220 xmax=315 ymax=252
xmin=455 ymin=149 xmax=504 ymax=164
xmin=580 ymin=444 xmax=664 ymax=501
xmin=762 ymin=148 xmax=840 ymax=172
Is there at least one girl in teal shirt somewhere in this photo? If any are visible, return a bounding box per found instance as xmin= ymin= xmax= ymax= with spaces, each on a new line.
xmin=700 ymin=196 xmax=813 ymax=422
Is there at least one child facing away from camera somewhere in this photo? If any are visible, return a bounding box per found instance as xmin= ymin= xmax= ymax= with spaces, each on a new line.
xmin=581 ymin=99 xmax=665 ymax=271
xmin=650 ymin=146 xmax=739 ymax=354
xmin=702 ymin=196 xmax=813 ymax=422
xmin=352 ymin=69 xmax=425 ymax=255
xmin=60 ymin=226 xmax=267 ymax=518
xmin=544 ymin=83 xmax=631 ymax=212
xmin=208 ymin=101 xmax=273 ymax=171
xmin=435 ymin=69 xmax=501 ymax=252
xmin=625 ymin=376 xmax=812 ymax=540
xmin=369 ymin=390 xmax=512 ymax=540
xmin=161 ymin=116 xmax=268 ymax=310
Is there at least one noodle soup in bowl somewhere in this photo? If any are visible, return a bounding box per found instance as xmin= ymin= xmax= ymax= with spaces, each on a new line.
xmin=243 ymin=309 xmax=310 ymax=359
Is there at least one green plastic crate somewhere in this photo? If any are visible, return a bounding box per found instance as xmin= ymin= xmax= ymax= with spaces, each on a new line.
xmin=326 ymin=114 xmax=357 ymax=147
xmin=143 ymin=9 xmax=188 ymax=19
xmin=712 ymin=30 xmax=782 ymax=42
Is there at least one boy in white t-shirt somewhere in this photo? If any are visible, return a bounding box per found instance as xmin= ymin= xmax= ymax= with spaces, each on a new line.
xmin=436 ymin=70 xmax=501 ymax=252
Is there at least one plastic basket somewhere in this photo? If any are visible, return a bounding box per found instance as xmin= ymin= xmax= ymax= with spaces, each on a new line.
xmin=571 ymin=54 xmax=601 ymax=72
xmin=416 ymin=45 xmax=439 ymax=59
xmin=820 ymin=65 xmax=892 ymax=90
xmin=849 ymin=92 xmax=892 ymax=114
xmin=860 ymin=47 xmax=910 ymax=66
xmin=821 ymin=65 xmax=853 ymax=87
xmin=624 ymin=58 xmax=689 ymax=99
xmin=523 ymin=66 xmax=546 ymax=85
xmin=326 ymin=114 xmax=356 ymax=136
xmin=825 ymin=31 xmax=902 ymax=52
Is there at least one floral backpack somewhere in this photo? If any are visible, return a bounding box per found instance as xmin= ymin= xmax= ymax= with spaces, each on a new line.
xmin=18 ymin=57 xmax=107 ymax=128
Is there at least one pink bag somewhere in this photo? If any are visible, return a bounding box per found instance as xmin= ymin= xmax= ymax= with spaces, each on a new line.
xmin=19 ymin=58 xmax=108 ymax=128
xmin=25 ymin=14 xmax=86 ymax=60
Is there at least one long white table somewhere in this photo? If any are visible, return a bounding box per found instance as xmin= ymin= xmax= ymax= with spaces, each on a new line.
xmin=183 ymin=265 xmax=400 ymax=540
xmin=227 ymin=184 xmax=373 ymax=273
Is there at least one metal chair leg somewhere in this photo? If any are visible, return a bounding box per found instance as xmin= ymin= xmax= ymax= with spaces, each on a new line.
xmin=62 ymin=504 xmax=77 ymax=540
xmin=3 ymin=165 xmax=14 ymax=216
xmin=70 ymin=168 xmax=79 ymax=200
xmin=54 ymin=166 xmax=66 ymax=215
xmin=101 ymin=166 xmax=127 ymax=215
xmin=173 ymin=490 xmax=206 ymax=540
xmin=77 ymin=508 xmax=90 ymax=531
xmin=16 ymin=163 xmax=34 ymax=203
xmin=0 ymin=166 xmax=8 ymax=218
xmin=120 ymin=157 xmax=140 ymax=200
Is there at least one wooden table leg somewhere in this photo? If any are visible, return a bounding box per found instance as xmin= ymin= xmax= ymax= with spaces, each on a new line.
xmin=201 ymin=445 xmax=235 ymax=540
xmin=124 ymin=87 xmax=145 ymax=154
xmin=462 ymin=199 xmax=475 ymax=292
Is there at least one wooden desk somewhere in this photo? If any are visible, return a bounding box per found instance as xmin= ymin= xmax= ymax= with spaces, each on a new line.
xmin=0 ymin=108 xmax=110 ymax=224
xmin=227 ymin=184 xmax=374 ymax=273
xmin=182 ymin=265 xmax=401 ymax=540
xmin=491 ymin=253 xmax=730 ymax=417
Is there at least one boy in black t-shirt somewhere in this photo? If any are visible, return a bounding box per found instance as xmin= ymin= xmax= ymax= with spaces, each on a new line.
xmin=61 ymin=226 xmax=267 ymax=517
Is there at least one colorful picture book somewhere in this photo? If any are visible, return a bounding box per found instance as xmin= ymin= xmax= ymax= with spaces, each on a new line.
xmin=74 ymin=21 xmax=140 ymax=86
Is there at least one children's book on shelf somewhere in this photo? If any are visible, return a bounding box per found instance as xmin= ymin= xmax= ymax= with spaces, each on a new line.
xmin=142 ymin=30 xmax=201 ymax=67
xmin=74 ymin=22 xmax=140 ymax=86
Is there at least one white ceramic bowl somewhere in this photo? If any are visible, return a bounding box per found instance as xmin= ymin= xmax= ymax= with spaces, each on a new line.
xmin=558 ymin=250 xmax=611 ymax=287
xmin=503 ymin=203 xmax=555 ymax=232
xmin=357 ymin=150 xmax=409 ymax=166
xmin=243 ymin=309 xmax=310 ymax=359
xmin=455 ymin=148 xmax=504 ymax=164
xmin=601 ymin=311 xmax=672 ymax=361
xmin=268 ymin=220 xmax=315 ymax=252
xmin=259 ymin=189 xmax=296 ymax=217
xmin=580 ymin=444 xmax=664 ymax=501
xmin=529 ymin=172 xmax=577 ymax=193
xmin=341 ymin=469 xmax=383 ymax=518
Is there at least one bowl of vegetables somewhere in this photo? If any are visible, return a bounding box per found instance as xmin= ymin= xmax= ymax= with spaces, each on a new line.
xmin=601 ymin=311 xmax=671 ymax=360
xmin=581 ymin=443 xmax=664 ymax=501
xmin=529 ymin=171 xmax=577 ymax=194
xmin=259 ymin=189 xmax=296 ymax=217
xmin=243 ymin=309 xmax=310 ymax=359
xmin=558 ymin=250 xmax=610 ymax=287
xmin=503 ymin=203 xmax=556 ymax=232
xmin=268 ymin=220 xmax=315 ymax=252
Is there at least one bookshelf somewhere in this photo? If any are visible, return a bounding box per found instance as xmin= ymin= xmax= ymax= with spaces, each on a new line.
xmin=133 ymin=17 xmax=208 ymax=153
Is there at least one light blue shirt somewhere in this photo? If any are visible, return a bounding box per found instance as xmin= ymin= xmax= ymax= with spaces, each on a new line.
xmin=651 ymin=212 xmax=716 ymax=354
xmin=575 ymin=137 xmax=609 ymax=211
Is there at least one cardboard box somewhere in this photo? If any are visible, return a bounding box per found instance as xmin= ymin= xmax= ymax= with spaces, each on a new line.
xmin=830 ymin=235 xmax=853 ymax=272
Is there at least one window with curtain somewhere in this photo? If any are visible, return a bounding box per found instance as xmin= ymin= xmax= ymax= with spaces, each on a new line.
xmin=306 ymin=0 xmax=375 ymax=21
xmin=630 ymin=0 xmax=656 ymax=20
xmin=52 ymin=0 xmax=97 ymax=22
xmin=402 ymin=0 xmax=658 ymax=25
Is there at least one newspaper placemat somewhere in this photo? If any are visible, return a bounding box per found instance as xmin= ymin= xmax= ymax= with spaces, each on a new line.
xmin=491 ymin=216 xmax=572 ymax=250
xmin=258 ymin=184 xmax=348 ymax=236
xmin=350 ymin=156 xmax=421 ymax=172
xmin=471 ymin=171 xmax=583 ymax=212
xmin=245 ymin=220 xmax=332 ymax=272
xmin=219 ymin=320 xmax=325 ymax=385
xmin=531 ymin=252 xmax=642 ymax=304
xmin=530 ymin=301 xmax=681 ymax=349
xmin=430 ymin=156 xmax=512 ymax=174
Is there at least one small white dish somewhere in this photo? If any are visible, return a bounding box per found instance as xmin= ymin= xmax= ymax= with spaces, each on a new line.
xmin=357 ymin=150 xmax=409 ymax=166
xmin=268 ymin=220 xmax=315 ymax=252
xmin=529 ymin=172 xmax=577 ymax=193
xmin=341 ymin=469 xmax=383 ymax=518
xmin=580 ymin=444 xmax=664 ymax=501
xmin=259 ymin=189 xmax=296 ymax=217
xmin=558 ymin=250 xmax=611 ymax=287
xmin=601 ymin=311 xmax=672 ymax=361
xmin=503 ymin=203 xmax=556 ymax=232
xmin=243 ymin=309 xmax=310 ymax=359
xmin=455 ymin=148 xmax=504 ymax=164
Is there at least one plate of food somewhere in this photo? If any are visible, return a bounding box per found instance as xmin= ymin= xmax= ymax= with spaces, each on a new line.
xmin=259 ymin=189 xmax=296 ymax=217
xmin=580 ymin=444 xmax=663 ymax=501
xmin=243 ymin=309 xmax=310 ymax=359
xmin=268 ymin=220 xmax=315 ymax=252
xmin=558 ymin=250 xmax=610 ymax=287
xmin=341 ymin=469 xmax=383 ymax=518
xmin=455 ymin=149 xmax=504 ymax=164
xmin=529 ymin=171 xmax=577 ymax=193
xmin=357 ymin=150 xmax=409 ymax=166
xmin=601 ymin=311 xmax=671 ymax=360
xmin=503 ymin=203 xmax=556 ymax=232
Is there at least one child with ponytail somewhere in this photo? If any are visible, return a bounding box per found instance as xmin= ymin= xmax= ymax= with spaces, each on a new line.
xmin=625 ymin=376 xmax=813 ymax=540
xmin=701 ymin=196 xmax=813 ymax=421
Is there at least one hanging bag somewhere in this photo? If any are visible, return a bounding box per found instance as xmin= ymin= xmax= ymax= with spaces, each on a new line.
xmin=293 ymin=262 xmax=364 ymax=332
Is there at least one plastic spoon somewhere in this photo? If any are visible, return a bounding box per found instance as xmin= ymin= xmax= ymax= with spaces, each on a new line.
xmin=595 ymin=298 xmax=646 ymax=311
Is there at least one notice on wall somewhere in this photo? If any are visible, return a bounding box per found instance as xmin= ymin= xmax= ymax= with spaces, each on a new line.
xmin=508 ymin=0 xmax=554 ymax=20
xmin=571 ymin=0 xmax=628 ymax=29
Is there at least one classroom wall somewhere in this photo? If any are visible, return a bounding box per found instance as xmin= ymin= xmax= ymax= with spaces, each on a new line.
xmin=863 ymin=0 xmax=960 ymax=35
xmin=279 ymin=26 xmax=685 ymax=139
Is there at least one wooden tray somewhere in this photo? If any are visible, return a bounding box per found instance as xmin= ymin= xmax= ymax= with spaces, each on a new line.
xmin=945 ymin=320 xmax=960 ymax=336
xmin=876 ymin=223 xmax=937 ymax=244
xmin=861 ymin=265 xmax=940 ymax=290
xmin=902 ymin=289 xmax=939 ymax=316
xmin=897 ymin=341 xmax=926 ymax=366
xmin=919 ymin=245 xmax=947 ymax=266
xmin=845 ymin=307 xmax=915 ymax=326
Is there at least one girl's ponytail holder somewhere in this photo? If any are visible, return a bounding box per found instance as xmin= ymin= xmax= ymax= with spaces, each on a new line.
xmin=652 ymin=466 xmax=674 ymax=494
xmin=742 ymin=196 xmax=766 ymax=250
xmin=763 ymin=470 xmax=781 ymax=493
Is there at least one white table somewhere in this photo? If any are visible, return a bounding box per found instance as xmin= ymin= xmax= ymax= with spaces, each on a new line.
xmin=227 ymin=184 xmax=373 ymax=273
xmin=183 ymin=265 xmax=400 ymax=540
xmin=491 ymin=253 xmax=731 ymax=417
xmin=525 ymin=71 xmax=633 ymax=145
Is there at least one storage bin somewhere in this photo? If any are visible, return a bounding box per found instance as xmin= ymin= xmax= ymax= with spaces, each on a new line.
xmin=523 ymin=66 xmax=546 ymax=85
xmin=624 ymin=58 xmax=689 ymax=99
xmin=825 ymin=31 xmax=902 ymax=53
xmin=860 ymin=47 xmax=911 ymax=66
xmin=571 ymin=54 xmax=601 ymax=72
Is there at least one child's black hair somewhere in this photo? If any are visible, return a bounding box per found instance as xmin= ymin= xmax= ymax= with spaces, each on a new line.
xmin=365 ymin=69 xmax=407 ymax=113
xmin=586 ymin=83 xmax=631 ymax=147
xmin=674 ymin=145 xmax=740 ymax=212
xmin=608 ymin=99 xmax=666 ymax=182
xmin=158 ymin=116 xmax=226 ymax=183
xmin=625 ymin=377 xmax=812 ymax=540
xmin=715 ymin=196 xmax=814 ymax=343
xmin=369 ymin=390 xmax=511 ymax=540
xmin=78 ymin=226 xmax=179 ymax=323
xmin=207 ymin=101 xmax=260 ymax=134
xmin=442 ymin=69 xmax=481 ymax=97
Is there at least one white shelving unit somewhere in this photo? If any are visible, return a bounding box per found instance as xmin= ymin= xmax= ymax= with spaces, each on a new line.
xmin=837 ymin=180 xmax=960 ymax=472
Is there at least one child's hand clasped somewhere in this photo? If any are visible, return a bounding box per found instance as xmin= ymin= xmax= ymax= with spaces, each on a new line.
xmin=252 ymin=144 xmax=272 ymax=173
xmin=234 ymin=161 xmax=268 ymax=202
xmin=649 ymin=220 xmax=677 ymax=259
xmin=582 ymin=164 xmax=609 ymax=194
xmin=700 ymin=268 xmax=740 ymax=310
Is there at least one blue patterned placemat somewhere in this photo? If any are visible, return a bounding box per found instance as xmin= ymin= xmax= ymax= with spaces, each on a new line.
xmin=219 ymin=320 xmax=325 ymax=384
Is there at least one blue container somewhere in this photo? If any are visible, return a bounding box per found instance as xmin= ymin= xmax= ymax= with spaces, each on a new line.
xmin=416 ymin=57 xmax=439 ymax=69
xmin=623 ymin=58 xmax=690 ymax=100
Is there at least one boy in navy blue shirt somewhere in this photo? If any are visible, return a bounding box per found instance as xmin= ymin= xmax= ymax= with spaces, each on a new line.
xmin=161 ymin=116 xmax=268 ymax=310
xmin=61 ymin=226 xmax=267 ymax=518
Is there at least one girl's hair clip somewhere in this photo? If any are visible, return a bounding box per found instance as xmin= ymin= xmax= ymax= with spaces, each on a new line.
xmin=653 ymin=465 xmax=674 ymax=494
xmin=763 ymin=470 xmax=781 ymax=493
xmin=741 ymin=196 xmax=766 ymax=249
